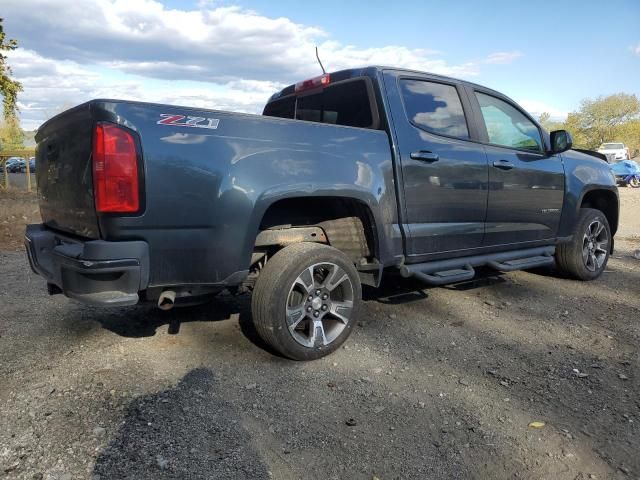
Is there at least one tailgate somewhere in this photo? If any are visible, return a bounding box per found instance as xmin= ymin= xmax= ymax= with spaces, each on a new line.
xmin=35 ymin=103 xmax=100 ymax=238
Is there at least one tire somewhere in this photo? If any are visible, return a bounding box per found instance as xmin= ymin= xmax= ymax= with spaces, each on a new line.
xmin=555 ymin=208 xmax=611 ymax=281
xmin=629 ymin=177 xmax=640 ymax=188
xmin=251 ymin=242 xmax=362 ymax=360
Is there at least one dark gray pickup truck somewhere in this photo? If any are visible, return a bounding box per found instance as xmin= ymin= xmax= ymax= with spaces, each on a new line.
xmin=26 ymin=66 xmax=618 ymax=360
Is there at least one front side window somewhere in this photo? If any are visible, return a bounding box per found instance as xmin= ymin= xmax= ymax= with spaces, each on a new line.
xmin=475 ymin=92 xmax=542 ymax=152
xmin=400 ymin=79 xmax=469 ymax=139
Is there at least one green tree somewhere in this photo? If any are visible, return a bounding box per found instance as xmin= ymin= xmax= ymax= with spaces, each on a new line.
xmin=0 ymin=17 xmax=22 ymax=120
xmin=0 ymin=116 xmax=24 ymax=151
xmin=537 ymin=112 xmax=564 ymax=133
xmin=563 ymin=112 xmax=590 ymax=149
xmin=617 ymin=119 xmax=640 ymax=158
xmin=569 ymin=93 xmax=640 ymax=149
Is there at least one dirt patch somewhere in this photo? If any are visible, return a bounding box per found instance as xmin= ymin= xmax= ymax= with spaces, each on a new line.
xmin=0 ymin=189 xmax=39 ymax=250
xmin=617 ymin=187 xmax=640 ymax=241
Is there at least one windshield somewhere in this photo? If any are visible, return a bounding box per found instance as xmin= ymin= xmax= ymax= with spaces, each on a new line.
xmin=600 ymin=143 xmax=624 ymax=150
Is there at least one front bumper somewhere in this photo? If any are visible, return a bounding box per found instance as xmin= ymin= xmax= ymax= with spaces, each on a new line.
xmin=25 ymin=224 xmax=149 ymax=307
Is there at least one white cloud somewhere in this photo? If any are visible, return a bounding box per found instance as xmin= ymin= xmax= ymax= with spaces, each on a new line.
xmin=9 ymin=49 xmax=283 ymax=130
xmin=3 ymin=0 xmax=523 ymax=129
xmin=318 ymin=41 xmax=478 ymax=77
xmin=518 ymin=99 xmax=568 ymax=120
xmin=633 ymin=43 xmax=640 ymax=56
xmin=483 ymin=51 xmax=523 ymax=65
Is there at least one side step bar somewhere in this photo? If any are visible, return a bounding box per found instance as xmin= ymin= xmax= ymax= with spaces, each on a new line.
xmin=400 ymin=246 xmax=555 ymax=286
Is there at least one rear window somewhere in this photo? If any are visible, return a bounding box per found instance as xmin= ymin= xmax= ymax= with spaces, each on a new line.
xmin=263 ymin=79 xmax=376 ymax=129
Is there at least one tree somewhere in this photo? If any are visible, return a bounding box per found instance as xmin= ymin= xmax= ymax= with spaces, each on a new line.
xmin=538 ymin=112 xmax=550 ymax=126
xmin=0 ymin=116 xmax=24 ymax=151
xmin=616 ymin=119 xmax=640 ymax=158
xmin=537 ymin=112 xmax=564 ymax=133
xmin=0 ymin=17 xmax=22 ymax=120
xmin=570 ymin=93 xmax=640 ymax=149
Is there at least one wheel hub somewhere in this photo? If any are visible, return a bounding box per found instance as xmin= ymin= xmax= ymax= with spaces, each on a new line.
xmin=311 ymin=296 xmax=323 ymax=311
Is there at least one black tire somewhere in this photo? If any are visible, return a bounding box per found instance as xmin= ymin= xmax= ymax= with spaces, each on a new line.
xmin=555 ymin=208 xmax=611 ymax=280
xmin=251 ymin=242 xmax=362 ymax=360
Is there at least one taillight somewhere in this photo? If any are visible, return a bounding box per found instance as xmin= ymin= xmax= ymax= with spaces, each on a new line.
xmin=92 ymin=123 xmax=140 ymax=213
xmin=295 ymin=73 xmax=330 ymax=93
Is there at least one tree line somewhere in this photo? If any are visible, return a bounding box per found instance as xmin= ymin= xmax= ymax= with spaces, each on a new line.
xmin=539 ymin=93 xmax=640 ymax=158
xmin=0 ymin=17 xmax=23 ymax=152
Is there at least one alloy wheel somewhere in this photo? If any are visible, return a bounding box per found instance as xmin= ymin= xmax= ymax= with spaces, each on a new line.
xmin=582 ymin=219 xmax=608 ymax=272
xmin=285 ymin=262 xmax=354 ymax=348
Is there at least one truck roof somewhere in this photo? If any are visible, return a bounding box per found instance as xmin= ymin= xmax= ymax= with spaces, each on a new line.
xmin=267 ymin=65 xmax=512 ymax=105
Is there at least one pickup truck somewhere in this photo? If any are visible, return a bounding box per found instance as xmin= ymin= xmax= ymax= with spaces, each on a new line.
xmin=26 ymin=66 xmax=619 ymax=360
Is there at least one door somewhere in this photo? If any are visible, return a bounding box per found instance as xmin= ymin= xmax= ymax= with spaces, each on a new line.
xmin=382 ymin=71 xmax=489 ymax=257
xmin=469 ymin=89 xmax=565 ymax=245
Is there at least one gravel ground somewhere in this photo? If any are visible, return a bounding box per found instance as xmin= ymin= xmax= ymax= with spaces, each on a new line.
xmin=1 ymin=192 xmax=639 ymax=480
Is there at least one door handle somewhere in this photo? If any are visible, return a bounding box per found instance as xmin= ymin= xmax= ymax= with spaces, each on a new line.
xmin=492 ymin=160 xmax=514 ymax=170
xmin=410 ymin=151 xmax=439 ymax=162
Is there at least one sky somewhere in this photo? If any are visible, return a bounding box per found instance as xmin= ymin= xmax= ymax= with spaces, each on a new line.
xmin=3 ymin=0 xmax=640 ymax=130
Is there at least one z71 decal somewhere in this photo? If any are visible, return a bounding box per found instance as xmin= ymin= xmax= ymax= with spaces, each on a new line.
xmin=157 ymin=114 xmax=220 ymax=130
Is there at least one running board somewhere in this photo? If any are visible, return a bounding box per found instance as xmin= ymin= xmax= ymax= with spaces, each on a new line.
xmin=411 ymin=265 xmax=475 ymax=286
xmin=487 ymin=255 xmax=554 ymax=272
xmin=400 ymin=246 xmax=555 ymax=286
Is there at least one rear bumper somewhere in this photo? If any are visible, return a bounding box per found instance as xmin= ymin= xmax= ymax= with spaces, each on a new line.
xmin=25 ymin=224 xmax=149 ymax=307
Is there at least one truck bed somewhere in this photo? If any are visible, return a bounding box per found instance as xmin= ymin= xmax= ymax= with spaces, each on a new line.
xmin=34 ymin=99 xmax=395 ymax=287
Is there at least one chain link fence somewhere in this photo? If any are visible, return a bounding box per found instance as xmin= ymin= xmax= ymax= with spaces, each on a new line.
xmin=0 ymin=150 xmax=37 ymax=192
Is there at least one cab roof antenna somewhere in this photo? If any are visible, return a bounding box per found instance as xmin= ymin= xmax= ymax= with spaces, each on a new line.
xmin=315 ymin=46 xmax=326 ymax=75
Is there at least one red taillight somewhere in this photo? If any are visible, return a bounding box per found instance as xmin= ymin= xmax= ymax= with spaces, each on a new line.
xmin=92 ymin=123 xmax=140 ymax=213
xmin=294 ymin=73 xmax=330 ymax=93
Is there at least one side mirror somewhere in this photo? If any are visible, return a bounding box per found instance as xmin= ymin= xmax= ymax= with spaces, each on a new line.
xmin=550 ymin=130 xmax=573 ymax=154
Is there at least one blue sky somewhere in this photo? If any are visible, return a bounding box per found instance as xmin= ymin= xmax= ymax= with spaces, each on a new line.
xmin=4 ymin=0 xmax=640 ymax=129
xmin=229 ymin=0 xmax=640 ymax=109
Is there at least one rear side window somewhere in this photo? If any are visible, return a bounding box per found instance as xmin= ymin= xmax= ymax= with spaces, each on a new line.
xmin=263 ymin=96 xmax=295 ymax=119
xmin=263 ymin=79 xmax=376 ymax=129
xmin=400 ymin=79 xmax=469 ymax=139
xmin=475 ymin=92 xmax=542 ymax=152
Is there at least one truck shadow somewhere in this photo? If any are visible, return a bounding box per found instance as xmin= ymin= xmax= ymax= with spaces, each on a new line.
xmin=92 ymin=269 xmax=509 ymax=347
xmin=364 ymin=267 xmax=508 ymax=304
xmin=91 ymin=293 xmax=279 ymax=355
xmin=92 ymin=292 xmax=246 ymax=337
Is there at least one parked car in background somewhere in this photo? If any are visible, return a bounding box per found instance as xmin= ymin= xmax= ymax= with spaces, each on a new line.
xmin=29 ymin=157 xmax=36 ymax=172
xmin=597 ymin=143 xmax=630 ymax=162
xmin=5 ymin=157 xmax=26 ymax=173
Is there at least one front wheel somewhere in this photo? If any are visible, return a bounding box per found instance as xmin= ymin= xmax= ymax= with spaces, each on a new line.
xmin=251 ymin=242 xmax=362 ymax=360
xmin=628 ymin=176 xmax=640 ymax=188
xmin=555 ymin=208 xmax=611 ymax=280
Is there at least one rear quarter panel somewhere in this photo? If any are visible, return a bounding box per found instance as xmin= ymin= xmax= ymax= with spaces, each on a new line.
xmin=93 ymin=101 xmax=398 ymax=287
